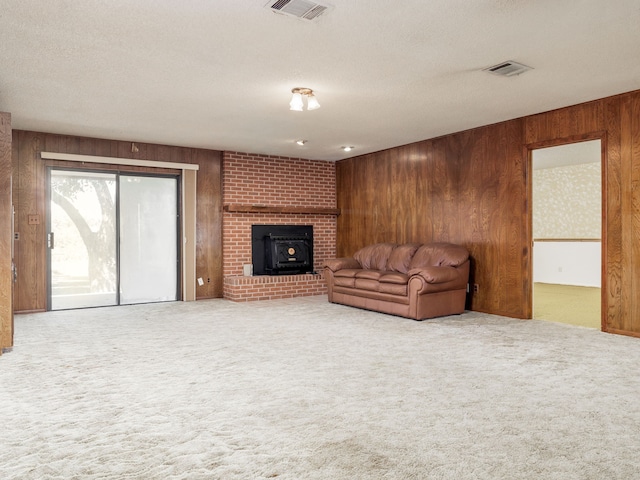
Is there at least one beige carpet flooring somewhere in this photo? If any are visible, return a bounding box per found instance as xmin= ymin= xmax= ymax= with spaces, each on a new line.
xmin=533 ymin=283 xmax=601 ymax=329
xmin=1 ymin=296 xmax=639 ymax=479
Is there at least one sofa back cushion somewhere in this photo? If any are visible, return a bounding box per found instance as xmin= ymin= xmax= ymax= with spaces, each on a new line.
xmin=408 ymin=243 xmax=469 ymax=269
xmin=387 ymin=243 xmax=421 ymax=273
xmin=354 ymin=243 xmax=396 ymax=271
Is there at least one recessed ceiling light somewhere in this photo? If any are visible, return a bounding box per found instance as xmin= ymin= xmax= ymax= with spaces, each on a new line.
xmin=296 ymin=140 xmax=307 ymax=146
xmin=341 ymin=146 xmax=354 ymax=152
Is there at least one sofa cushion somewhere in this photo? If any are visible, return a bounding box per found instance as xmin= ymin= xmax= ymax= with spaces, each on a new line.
xmin=379 ymin=272 xmax=409 ymax=284
xmin=408 ymin=243 xmax=469 ymax=269
xmin=334 ymin=269 xmax=362 ymax=278
xmin=354 ymin=278 xmax=379 ymax=291
xmin=334 ymin=276 xmax=356 ymax=288
xmin=354 ymin=243 xmax=396 ymax=271
xmin=379 ymin=283 xmax=408 ymax=296
xmin=355 ymin=270 xmax=383 ymax=280
xmin=387 ymin=243 xmax=421 ymax=273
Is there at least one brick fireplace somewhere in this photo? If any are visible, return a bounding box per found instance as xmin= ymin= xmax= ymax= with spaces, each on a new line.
xmin=222 ymin=152 xmax=337 ymax=301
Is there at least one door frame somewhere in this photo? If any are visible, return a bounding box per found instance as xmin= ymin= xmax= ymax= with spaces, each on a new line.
xmin=526 ymin=132 xmax=607 ymax=330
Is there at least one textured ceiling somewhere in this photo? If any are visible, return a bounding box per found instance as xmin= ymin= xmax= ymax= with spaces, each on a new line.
xmin=1 ymin=0 xmax=639 ymax=161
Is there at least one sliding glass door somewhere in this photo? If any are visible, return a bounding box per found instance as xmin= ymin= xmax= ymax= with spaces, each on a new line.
xmin=49 ymin=170 xmax=118 ymax=310
xmin=48 ymin=169 xmax=178 ymax=310
xmin=119 ymin=175 xmax=178 ymax=304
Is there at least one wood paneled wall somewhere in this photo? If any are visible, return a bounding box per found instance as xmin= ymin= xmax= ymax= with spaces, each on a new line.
xmin=0 ymin=113 xmax=12 ymax=352
xmin=337 ymin=89 xmax=640 ymax=336
xmin=337 ymin=120 xmax=528 ymax=318
xmin=12 ymin=130 xmax=223 ymax=312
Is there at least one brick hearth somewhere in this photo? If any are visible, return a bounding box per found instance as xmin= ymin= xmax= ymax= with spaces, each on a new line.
xmin=223 ymin=273 xmax=326 ymax=302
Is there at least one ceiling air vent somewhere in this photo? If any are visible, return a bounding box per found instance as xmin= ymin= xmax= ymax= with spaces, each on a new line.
xmin=483 ymin=61 xmax=533 ymax=77
xmin=266 ymin=0 xmax=331 ymax=21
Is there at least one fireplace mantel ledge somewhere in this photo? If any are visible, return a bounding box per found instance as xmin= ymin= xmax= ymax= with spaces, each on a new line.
xmin=223 ymin=204 xmax=340 ymax=215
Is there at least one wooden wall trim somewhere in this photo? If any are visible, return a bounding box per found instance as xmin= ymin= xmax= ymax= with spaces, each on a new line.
xmin=534 ymin=238 xmax=601 ymax=242
xmin=0 ymin=113 xmax=12 ymax=352
xmin=41 ymin=151 xmax=200 ymax=171
xmin=525 ymin=131 xmax=606 ymax=151
xmin=182 ymin=169 xmax=197 ymax=301
xmin=223 ymin=204 xmax=340 ymax=215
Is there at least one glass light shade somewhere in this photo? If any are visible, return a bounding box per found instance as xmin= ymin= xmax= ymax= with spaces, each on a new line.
xmin=306 ymin=94 xmax=321 ymax=110
xmin=289 ymin=93 xmax=304 ymax=111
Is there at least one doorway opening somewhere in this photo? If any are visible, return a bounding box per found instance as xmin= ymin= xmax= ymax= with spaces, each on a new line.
xmin=48 ymin=168 xmax=180 ymax=310
xmin=531 ymin=139 xmax=602 ymax=329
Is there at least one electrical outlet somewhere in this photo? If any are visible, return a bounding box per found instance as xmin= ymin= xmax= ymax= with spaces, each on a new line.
xmin=473 ymin=284 xmax=479 ymax=293
xmin=197 ymin=277 xmax=204 ymax=286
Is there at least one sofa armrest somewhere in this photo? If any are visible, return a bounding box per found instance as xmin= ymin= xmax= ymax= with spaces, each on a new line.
xmin=408 ymin=265 xmax=468 ymax=295
xmin=323 ymin=257 xmax=361 ymax=272
xmin=408 ymin=266 xmax=461 ymax=284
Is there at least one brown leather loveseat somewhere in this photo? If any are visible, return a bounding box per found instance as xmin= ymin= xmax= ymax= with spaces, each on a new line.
xmin=323 ymin=242 xmax=470 ymax=320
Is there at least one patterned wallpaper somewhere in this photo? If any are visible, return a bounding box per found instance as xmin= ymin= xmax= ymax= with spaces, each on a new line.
xmin=533 ymin=162 xmax=601 ymax=238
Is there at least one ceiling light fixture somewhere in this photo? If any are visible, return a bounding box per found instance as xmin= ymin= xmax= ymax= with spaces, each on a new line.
xmin=341 ymin=146 xmax=354 ymax=152
xmin=290 ymin=87 xmax=320 ymax=111
xmin=296 ymin=140 xmax=307 ymax=146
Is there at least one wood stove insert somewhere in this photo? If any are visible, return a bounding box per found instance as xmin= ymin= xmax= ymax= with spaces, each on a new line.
xmin=251 ymin=225 xmax=314 ymax=275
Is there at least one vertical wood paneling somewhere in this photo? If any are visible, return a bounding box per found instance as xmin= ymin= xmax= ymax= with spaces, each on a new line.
xmin=366 ymin=152 xmax=394 ymax=245
xmin=13 ymin=132 xmax=47 ymax=311
xmin=413 ymin=141 xmax=436 ymax=243
xmin=602 ymin=98 xmax=621 ymax=331
xmin=335 ymin=159 xmax=357 ymax=257
xmin=12 ymin=131 xmax=223 ymax=312
xmin=631 ymin=93 xmax=640 ymax=332
xmin=618 ymin=93 xmax=640 ymax=333
xmin=452 ymin=120 xmax=527 ymax=317
xmin=0 ymin=113 xmax=12 ymax=351
xmin=336 ymin=118 xmax=528 ymax=318
xmin=390 ymin=145 xmax=420 ymax=244
xmin=502 ymin=119 xmax=530 ymax=315
xmin=615 ymin=96 xmax=632 ymax=333
xmin=336 ymin=153 xmax=393 ymax=256
xmin=195 ymin=148 xmax=223 ymax=299
xmin=429 ymin=134 xmax=458 ymax=243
